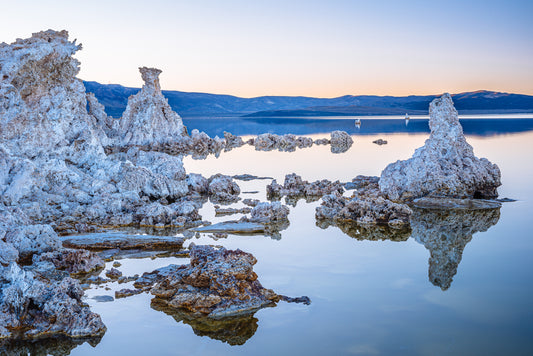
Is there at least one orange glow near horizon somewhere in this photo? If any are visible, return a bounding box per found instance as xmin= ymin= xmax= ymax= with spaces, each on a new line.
xmin=2 ymin=0 xmax=532 ymax=98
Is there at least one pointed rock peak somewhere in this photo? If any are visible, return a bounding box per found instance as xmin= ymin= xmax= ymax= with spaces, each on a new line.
xmin=139 ymin=67 xmax=162 ymax=93
xmin=428 ymin=93 xmax=462 ymax=139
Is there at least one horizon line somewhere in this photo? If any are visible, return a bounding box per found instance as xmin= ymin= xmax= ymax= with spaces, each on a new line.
xmin=81 ymin=80 xmax=532 ymax=100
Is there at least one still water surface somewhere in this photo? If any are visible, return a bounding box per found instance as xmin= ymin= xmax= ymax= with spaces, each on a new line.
xmin=69 ymin=117 xmax=533 ymax=355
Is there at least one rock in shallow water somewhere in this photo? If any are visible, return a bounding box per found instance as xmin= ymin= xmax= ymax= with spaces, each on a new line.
xmin=379 ymin=94 xmax=501 ymax=201
xmin=139 ymin=244 xmax=309 ymax=319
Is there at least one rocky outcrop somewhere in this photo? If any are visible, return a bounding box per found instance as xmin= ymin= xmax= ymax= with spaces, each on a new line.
xmin=379 ymin=94 xmax=501 ymax=201
xmin=147 ymin=244 xmax=307 ymax=318
xmin=411 ymin=206 xmax=500 ymax=290
xmin=0 ymin=263 xmax=106 ymax=340
xmin=115 ymin=67 xmax=186 ymax=146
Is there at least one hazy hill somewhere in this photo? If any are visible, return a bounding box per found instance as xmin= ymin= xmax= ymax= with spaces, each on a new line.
xmin=83 ymin=82 xmax=533 ymax=118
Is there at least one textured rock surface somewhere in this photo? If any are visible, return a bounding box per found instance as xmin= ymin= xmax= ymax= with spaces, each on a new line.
xmin=208 ymin=174 xmax=241 ymax=203
xmin=115 ymin=67 xmax=186 ymax=146
xmin=33 ymin=248 xmax=105 ymax=274
xmin=149 ymin=245 xmax=280 ymax=317
xmin=0 ymin=263 xmax=106 ymax=339
xmin=411 ymin=206 xmax=500 ymax=290
xmin=248 ymin=202 xmax=290 ymax=224
xmin=379 ymin=94 xmax=501 ymax=201
xmin=0 ymin=30 xmax=193 ymax=235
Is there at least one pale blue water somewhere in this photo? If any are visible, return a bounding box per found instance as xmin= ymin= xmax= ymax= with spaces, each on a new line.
xmin=53 ymin=117 xmax=533 ymax=355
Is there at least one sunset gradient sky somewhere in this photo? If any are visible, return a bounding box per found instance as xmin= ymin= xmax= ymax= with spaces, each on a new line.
xmin=1 ymin=0 xmax=532 ymax=97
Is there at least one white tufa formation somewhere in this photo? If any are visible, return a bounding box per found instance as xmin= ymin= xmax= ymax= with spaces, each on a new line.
xmin=379 ymin=93 xmax=501 ymax=201
xmin=116 ymin=67 xmax=187 ymax=146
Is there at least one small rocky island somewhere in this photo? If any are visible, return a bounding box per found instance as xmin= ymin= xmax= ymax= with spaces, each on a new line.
xmin=0 ymin=29 xmax=504 ymax=347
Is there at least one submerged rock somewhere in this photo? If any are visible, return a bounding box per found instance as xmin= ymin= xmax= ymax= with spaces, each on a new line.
xmin=61 ymin=232 xmax=185 ymax=251
xmin=411 ymin=205 xmax=501 ymax=290
xmin=0 ymin=263 xmax=106 ymax=340
xmin=192 ymin=221 xmax=266 ymax=234
xmin=379 ymin=94 xmax=501 ymax=201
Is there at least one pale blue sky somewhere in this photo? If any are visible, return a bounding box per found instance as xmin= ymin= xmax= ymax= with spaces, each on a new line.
xmin=1 ymin=0 xmax=532 ymax=97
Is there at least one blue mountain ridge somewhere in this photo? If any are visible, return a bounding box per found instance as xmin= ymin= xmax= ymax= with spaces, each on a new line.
xmin=83 ymin=81 xmax=533 ymax=118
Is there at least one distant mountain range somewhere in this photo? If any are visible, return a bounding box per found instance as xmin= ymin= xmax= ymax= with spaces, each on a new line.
xmin=83 ymin=81 xmax=533 ymax=118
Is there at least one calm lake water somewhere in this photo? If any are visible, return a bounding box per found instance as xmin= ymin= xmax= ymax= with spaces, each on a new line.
xmin=68 ymin=116 xmax=533 ymax=355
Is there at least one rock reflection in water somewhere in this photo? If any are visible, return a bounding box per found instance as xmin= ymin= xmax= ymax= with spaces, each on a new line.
xmin=0 ymin=335 xmax=102 ymax=356
xmin=316 ymin=219 xmax=411 ymax=241
xmin=151 ymin=300 xmax=260 ymax=346
xmin=411 ymin=207 xmax=501 ymax=290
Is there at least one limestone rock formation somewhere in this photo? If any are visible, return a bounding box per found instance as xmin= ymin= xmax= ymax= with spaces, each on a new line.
xmin=411 ymin=206 xmax=500 ymax=290
xmin=116 ymin=67 xmax=187 ymax=146
xmin=379 ymin=94 xmax=501 ymax=201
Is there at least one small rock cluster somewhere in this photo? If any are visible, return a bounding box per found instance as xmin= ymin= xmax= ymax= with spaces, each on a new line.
xmin=267 ymin=173 xmax=345 ymax=203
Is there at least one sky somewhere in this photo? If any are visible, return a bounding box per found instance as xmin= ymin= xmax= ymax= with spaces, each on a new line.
xmin=1 ymin=0 xmax=532 ymax=98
